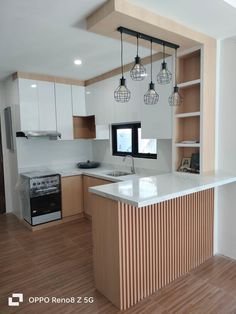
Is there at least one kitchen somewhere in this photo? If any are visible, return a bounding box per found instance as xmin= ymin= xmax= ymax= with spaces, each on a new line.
xmin=1 ymin=0 xmax=236 ymax=313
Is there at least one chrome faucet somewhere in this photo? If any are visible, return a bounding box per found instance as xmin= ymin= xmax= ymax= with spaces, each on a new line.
xmin=123 ymin=155 xmax=135 ymax=174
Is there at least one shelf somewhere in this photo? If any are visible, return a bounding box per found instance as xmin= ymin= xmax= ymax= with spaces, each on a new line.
xmin=175 ymin=143 xmax=200 ymax=148
xmin=177 ymin=50 xmax=201 ymax=84
xmin=178 ymin=79 xmax=201 ymax=89
xmin=175 ymin=111 xmax=200 ymax=118
xmin=175 ymin=84 xmax=200 ymax=114
xmin=73 ymin=115 xmax=96 ymax=139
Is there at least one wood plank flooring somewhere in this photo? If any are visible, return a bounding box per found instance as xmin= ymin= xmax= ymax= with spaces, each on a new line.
xmin=1 ymin=214 xmax=236 ymax=314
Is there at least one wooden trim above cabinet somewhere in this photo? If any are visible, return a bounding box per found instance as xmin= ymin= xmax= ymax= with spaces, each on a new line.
xmin=12 ymin=52 xmax=167 ymax=88
xmin=87 ymin=0 xmax=215 ymax=50
xmin=85 ymin=52 xmax=165 ymax=86
xmin=12 ymin=72 xmax=85 ymax=86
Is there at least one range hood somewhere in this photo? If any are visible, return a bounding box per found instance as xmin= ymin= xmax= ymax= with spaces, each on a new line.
xmin=16 ymin=131 xmax=61 ymax=140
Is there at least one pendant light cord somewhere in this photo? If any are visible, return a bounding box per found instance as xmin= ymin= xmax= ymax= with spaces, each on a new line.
xmin=175 ymin=48 xmax=177 ymax=86
xmin=120 ymin=30 xmax=124 ymax=78
xmin=163 ymin=44 xmax=165 ymax=62
xmin=136 ymin=34 xmax=139 ymax=56
xmin=150 ymin=39 xmax=153 ymax=82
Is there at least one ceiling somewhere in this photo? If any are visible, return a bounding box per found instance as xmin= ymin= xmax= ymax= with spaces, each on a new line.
xmin=0 ymin=0 xmax=236 ymax=81
xmin=130 ymin=0 xmax=236 ymax=39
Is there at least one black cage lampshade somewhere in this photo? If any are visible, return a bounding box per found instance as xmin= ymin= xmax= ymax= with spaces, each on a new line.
xmin=144 ymin=82 xmax=159 ymax=105
xmin=157 ymin=44 xmax=172 ymax=85
xmin=114 ymin=29 xmax=131 ymax=103
xmin=168 ymin=48 xmax=183 ymax=106
xmin=144 ymin=40 xmax=159 ymax=105
xmin=168 ymin=86 xmax=183 ymax=106
xmin=130 ymin=35 xmax=146 ymax=81
xmin=114 ymin=77 xmax=131 ymax=103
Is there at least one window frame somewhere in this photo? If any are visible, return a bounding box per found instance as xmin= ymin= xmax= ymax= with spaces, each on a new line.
xmin=112 ymin=122 xmax=157 ymax=159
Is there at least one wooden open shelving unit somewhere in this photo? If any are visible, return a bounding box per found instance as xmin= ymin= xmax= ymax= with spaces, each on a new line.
xmin=73 ymin=115 xmax=96 ymax=139
xmin=173 ymin=48 xmax=202 ymax=173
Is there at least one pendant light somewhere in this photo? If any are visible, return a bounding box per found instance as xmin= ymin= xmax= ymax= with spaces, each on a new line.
xmin=157 ymin=44 xmax=172 ymax=85
xmin=168 ymin=48 xmax=183 ymax=106
xmin=144 ymin=40 xmax=159 ymax=105
xmin=114 ymin=30 xmax=131 ymax=103
xmin=130 ymin=34 xmax=146 ymax=81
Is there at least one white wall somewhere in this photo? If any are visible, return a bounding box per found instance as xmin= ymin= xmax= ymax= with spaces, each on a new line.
xmin=17 ymin=138 xmax=93 ymax=170
xmin=0 ymin=83 xmax=12 ymax=213
xmin=216 ymin=37 xmax=236 ymax=260
xmin=0 ymin=79 xmax=20 ymax=216
xmin=92 ymin=139 xmax=172 ymax=174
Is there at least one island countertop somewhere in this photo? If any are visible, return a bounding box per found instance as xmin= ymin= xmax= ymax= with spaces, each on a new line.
xmin=89 ymin=171 xmax=236 ymax=207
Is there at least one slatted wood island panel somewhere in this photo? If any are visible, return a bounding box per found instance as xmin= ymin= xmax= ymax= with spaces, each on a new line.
xmin=92 ymin=189 xmax=214 ymax=310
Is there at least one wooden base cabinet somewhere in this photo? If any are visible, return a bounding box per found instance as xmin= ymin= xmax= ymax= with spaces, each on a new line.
xmin=83 ymin=176 xmax=111 ymax=216
xmin=61 ymin=176 xmax=83 ymax=217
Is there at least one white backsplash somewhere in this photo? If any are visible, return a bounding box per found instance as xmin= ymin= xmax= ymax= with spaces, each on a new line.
xmin=17 ymin=138 xmax=94 ymax=172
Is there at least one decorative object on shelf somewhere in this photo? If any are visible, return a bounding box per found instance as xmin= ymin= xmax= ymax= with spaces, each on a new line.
xmin=157 ymin=44 xmax=172 ymax=85
xmin=144 ymin=40 xmax=159 ymax=105
xmin=178 ymin=153 xmax=200 ymax=174
xmin=114 ymin=29 xmax=131 ymax=103
xmin=178 ymin=157 xmax=191 ymax=172
xmin=181 ymin=140 xmax=198 ymax=144
xmin=169 ymin=48 xmax=183 ymax=106
xmin=130 ymin=34 xmax=146 ymax=81
xmin=190 ymin=153 xmax=200 ymax=173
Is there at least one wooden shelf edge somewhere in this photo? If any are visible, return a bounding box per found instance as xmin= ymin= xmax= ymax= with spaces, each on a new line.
xmin=178 ymin=79 xmax=201 ymax=89
xmin=175 ymin=111 xmax=200 ymax=118
xmin=175 ymin=143 xmax=200 ymax=148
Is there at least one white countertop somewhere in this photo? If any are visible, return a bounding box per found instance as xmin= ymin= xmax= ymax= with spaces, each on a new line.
xmin=89 ymin=171 xmax=236 ymax=207
xmin=19 ymin=165 xmax=147 ymax=182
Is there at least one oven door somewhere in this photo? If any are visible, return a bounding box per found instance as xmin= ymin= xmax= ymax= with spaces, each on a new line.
xmin=30 ymin=193 xmax=61 ymax=217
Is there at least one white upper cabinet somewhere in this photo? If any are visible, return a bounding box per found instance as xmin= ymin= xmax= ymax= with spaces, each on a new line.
xmin=85 ymin=73 xmax=141 ymax=125
xmin=72 ymin=85 xmax=86 ymax=116
xmin=55 ymin=83 xmax=73 ymax=140
xmin=37 ymin=81 xmax=56 ymax=130
xmin=18 ymin=78 xmax=39 ymax=130
xmin=18 ymin=79 xmax=57 ymax=131
xmin=85 ymin=80 xmax=114 ymax=124
xmin=140 ymin=57 xmax=173 ymax=139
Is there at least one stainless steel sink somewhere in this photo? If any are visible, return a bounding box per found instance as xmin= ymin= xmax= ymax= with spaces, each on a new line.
xmin=106 ymin=171 xmax=133 ymax=177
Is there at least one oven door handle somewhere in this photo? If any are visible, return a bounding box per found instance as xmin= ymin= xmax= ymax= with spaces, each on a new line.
xmin=35 ymin=187 xmax=58 ymax=194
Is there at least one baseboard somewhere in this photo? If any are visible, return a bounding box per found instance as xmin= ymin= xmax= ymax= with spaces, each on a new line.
xmin=20 ymin=212 xmax=85 ymax=231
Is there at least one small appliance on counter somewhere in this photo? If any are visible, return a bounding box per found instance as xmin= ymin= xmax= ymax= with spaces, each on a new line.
xmin=20 ymin=171 xmax=62 ymax=226
xmin=77 ymin=160 xmax=100 ymax=169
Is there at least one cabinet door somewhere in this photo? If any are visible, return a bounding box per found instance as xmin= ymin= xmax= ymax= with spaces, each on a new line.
xmin=18 ymin=78 xmax=39 ymax=130
xmin=62 ymin=176 xmax=83 ymax=217
xmin=72 ymin=85 xmax=86 ymax=116
xmin=140 ymin=58 xmax=173 ymax=139
xmin=85 ymin=81 xmax=114 ymax=124
xmin=55 ymin=83 xmax=73 ymax=140
xmin=83 ymin=176 xmax=111 ymax=216
xmin=38 ymin=81 xmax=56 ymax=130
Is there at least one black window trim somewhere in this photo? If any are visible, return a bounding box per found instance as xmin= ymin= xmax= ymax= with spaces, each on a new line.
xmin=112 ymin=122 xmax=157 ymax=159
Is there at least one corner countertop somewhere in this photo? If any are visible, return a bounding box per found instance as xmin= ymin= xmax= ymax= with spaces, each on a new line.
xmin=89 ymin=171 xmax=236 ymax=208
xmin=54 ymin=167 xmax=143 ymax=182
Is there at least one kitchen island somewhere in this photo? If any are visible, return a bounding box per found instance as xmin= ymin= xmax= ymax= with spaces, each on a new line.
xmin=90 ymin=172 xmax=236 ymax=310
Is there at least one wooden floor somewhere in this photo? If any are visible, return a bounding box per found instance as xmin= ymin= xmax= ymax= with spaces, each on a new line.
xmin=1 ymin=214 xmax=236 ymax=314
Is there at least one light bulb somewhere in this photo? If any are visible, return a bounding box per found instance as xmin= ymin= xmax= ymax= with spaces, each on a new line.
xmin=74 ymin=59 xmax=82 ymax=65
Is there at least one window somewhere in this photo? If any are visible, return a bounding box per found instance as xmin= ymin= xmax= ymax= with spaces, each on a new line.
xmin=112 ymin=122 xmax=157 ymax=159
